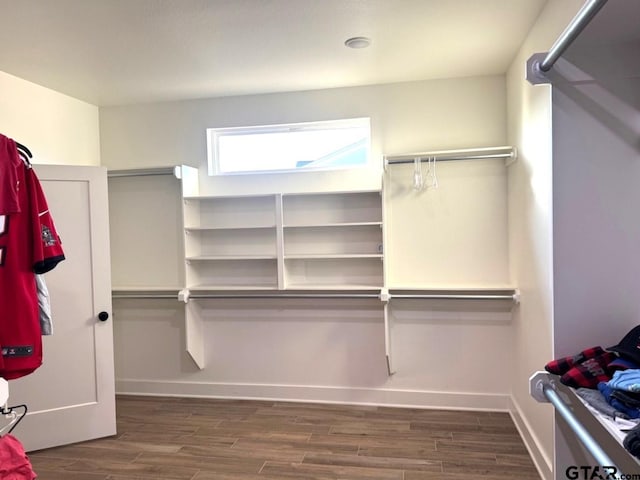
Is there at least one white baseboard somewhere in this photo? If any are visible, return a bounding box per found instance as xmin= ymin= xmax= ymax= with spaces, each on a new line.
xmin=509 ymin=395 xmax=553 ymax=480
xmin=116 ymin=378 xmax=510 ymax=411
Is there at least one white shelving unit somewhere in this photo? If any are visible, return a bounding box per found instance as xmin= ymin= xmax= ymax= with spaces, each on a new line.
xmin=109 ymin=163 xmax=517 ymax=371
xmin=183 ymin=193 xmax=280 ymax=290
xmin=181 ymin=173 xmax=385 ymax=291
xmin=281 ymin=191 xmax=384 ymax=289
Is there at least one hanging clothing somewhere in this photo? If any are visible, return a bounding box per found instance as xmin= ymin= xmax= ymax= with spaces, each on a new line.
xmin=0 ymin=134 xmax=65 ymax=380
xmin=0 ymin=434 xmax=36 ymax=479
xmin=0 ymin=136 xmax=22 ymax=215
xmin=36 ymin=274 xmax=52 ymax=336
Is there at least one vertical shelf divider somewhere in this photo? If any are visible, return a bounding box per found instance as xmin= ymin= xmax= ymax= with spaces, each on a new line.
xmin=275 ymin=194 xmax=285 ymax=289
xmin=180 ymin=166 xmax=204 ymax=369
xmin=381 ymin=289 xmax=394 ymax=376
xmin=184 ymin=294 xmax=205 ymax=369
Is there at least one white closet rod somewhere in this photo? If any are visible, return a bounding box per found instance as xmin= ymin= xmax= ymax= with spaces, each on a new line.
xmin=530 ymin=372 xmax=622 ymax=475
xmin=539 ymin=0 xmax=608 ymax=73
xmin=107 ymin=167 xmax=177 ymax=178
xmin=390 ymin=294 xmax=516 ymax=301
xmin=112 ymin=291 xmax=518 ymax=301
xmin=189 ymin=293 xmax=379 ymax=299
xmin=385 ymin=146 xmax=516 ymax=165
xmin=526 ymin=0 xmax=608 ymax=85
xmin=112 ymin=294 xmax=178 ymax=299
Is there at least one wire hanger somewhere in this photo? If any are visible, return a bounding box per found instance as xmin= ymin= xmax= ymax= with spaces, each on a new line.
xmin=14 ymin=141 xmax=32 ymax=167
xmin=0 ymin=404 xmax=28 ymax=436
xmin=14 ymin=142 xmax=32 ymax=159
xmin=412 ymin=156 xmax=438 ymax=191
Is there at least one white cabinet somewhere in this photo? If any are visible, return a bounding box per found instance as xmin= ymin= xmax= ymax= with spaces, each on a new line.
xmin=181 ymin=187 xmax=384 ymax=290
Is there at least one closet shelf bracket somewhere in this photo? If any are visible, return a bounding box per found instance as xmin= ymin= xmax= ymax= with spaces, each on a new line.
xmin=178 ymin=288 xmax=190 ymax=303
xmin=379 ymin=288 xmax=394 ymax=376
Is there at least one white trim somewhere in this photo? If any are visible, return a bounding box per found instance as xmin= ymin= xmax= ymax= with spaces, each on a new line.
xmin=116 ymin=379 xmax=509 ymax=411
xmin=508 ymin=395 xmax=553 ymax=480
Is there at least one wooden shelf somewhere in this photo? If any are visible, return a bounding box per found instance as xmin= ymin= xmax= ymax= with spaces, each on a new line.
xmin=283 ymin=221 xmax=382 ymax=228
xmin=284 ymin=283 xmax=383 ymax=290
xmin=186 ymin=255 xmax=277 ymax=261
xmin=184 ymin=194 xmax=275 ymax=201
xmin=187 ymin=284 xmax=278 ymax=291
xmin=188 ymin=285 xmax=279 ymax=291
xmin=185 ymin=225 xmax=276 ymax=231
xmin=284 ymin=253 xmax=383 ymax=260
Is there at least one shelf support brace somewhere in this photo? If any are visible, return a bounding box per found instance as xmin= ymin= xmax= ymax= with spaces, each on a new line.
xmin=180 ymin=289 xmax=205 ymax=369
xmin=380 ymin=288 xmax=395 ymax=376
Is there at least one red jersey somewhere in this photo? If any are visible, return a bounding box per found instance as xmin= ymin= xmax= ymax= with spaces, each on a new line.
xmin=0 ymin=159 xmax=65 ymax=380
xmin=0 ymin=135 xmax=22 ymax=214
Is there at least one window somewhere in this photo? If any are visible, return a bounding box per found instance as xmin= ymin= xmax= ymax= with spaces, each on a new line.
xmin=207 ymin=118 xmax=371 ymax=175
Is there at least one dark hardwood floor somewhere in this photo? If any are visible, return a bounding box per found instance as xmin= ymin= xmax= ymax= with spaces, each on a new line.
xmin=28 ymin=395 xmax=541 ymax=479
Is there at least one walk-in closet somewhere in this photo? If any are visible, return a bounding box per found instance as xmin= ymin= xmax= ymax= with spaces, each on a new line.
xmin=1 ymin=1 xmax=639 ymax=479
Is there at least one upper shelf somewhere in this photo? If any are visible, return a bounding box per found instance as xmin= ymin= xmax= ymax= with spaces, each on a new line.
xmin=284 ymin=253 xmax=383 ymax=260
xmin=283 ymin=221 xmax=382 ymax=228
xmin=185 ymin=225 xmax=276 ymax=231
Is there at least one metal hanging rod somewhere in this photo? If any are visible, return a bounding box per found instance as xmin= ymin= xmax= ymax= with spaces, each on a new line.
xmin=111 ymin=288 xmax=182 ymax=300
xmin=526 ymin=0 xmax=608 ymax=84
xmin=385 ymin=288 xmax=519 ymax=303
xmin=107 ymin=166 xmax=180 ymax=178
xmin=539 ymin=0 xmax=608 ymax=73
xmin=188 ymin=293 xmax=380 ymax=300
xmin=530 ymin=372 xmax=622 ymax=475
xmin=112 ymin=289 xmax=519 ymax=302
xmin=112 ymin=294 xmax=178 ymax=299
xmin=385 ymin=146 xmax=516 ymax=166
xmin=389 ymin=294 xmax=516 ymax=301
xmin=544 ymin=385 xmax=619 ymax=472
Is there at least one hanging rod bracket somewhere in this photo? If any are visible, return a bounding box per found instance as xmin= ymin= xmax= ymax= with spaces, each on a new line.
xmin=513 ymin=289 xmax=521 ymax=305
xmin=526 ymin=53 xmax=552 ymax=85
xmin=379 ymin=287 xmax=390 ymax=302
xmin=178 ymin=288 xmax=190 ymax=303
xmin=530 ymin=370 xmax=554 ymax=403
xmin=526 ymin=0 xmax=608 ymax=85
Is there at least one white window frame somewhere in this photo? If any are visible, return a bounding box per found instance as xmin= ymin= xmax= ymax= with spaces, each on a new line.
xmin=207 ymin=118 xmax=371 ymax=176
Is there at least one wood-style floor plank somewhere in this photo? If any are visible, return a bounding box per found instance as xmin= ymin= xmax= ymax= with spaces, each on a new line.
xmin=27 ymin=395 xmax=541 ymax=479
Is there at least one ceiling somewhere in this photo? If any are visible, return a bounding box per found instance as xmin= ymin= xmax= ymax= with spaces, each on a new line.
xmin=0 ymin=0 xmax=551 ymax=106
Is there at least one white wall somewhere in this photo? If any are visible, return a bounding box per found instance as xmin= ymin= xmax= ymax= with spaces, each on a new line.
xmin=505 ymin=1 xmax=583 ymax=479
xmin=551 ymin=38 xmax=640 ymax=476
xmin=0 ymin=71 xmax=100 ymax=166
xmin=100 ymin=76 xmax=506 ymax=194
xmin=104 ymin=76 xmax=516 ymax=410
xmin=385 ymin=158 xmax=509 ymax=287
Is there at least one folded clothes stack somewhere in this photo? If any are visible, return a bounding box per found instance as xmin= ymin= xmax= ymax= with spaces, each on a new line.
xmin=544 ymin=347 xmax=632 ymax=390
xmin=544 ymin=325 xmax=640 ymax=460
xmin=598 ymin=371 xmax=640 ymax=418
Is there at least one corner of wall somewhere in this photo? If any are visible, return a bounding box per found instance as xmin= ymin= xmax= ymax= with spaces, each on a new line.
xmin=0 ymin=70 xmax=100 ymax=166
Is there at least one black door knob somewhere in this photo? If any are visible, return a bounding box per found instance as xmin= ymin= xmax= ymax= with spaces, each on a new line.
xmin=98 ymin=311 xmax=109 ymax=322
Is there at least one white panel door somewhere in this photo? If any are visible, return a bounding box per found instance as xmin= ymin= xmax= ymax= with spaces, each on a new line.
xmin=6 ymin=165 xmax=115 ymax=452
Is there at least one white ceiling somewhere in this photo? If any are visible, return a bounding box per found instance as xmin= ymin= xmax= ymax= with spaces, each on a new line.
xmin=0 ymin=0 xmax=550 ymax=106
